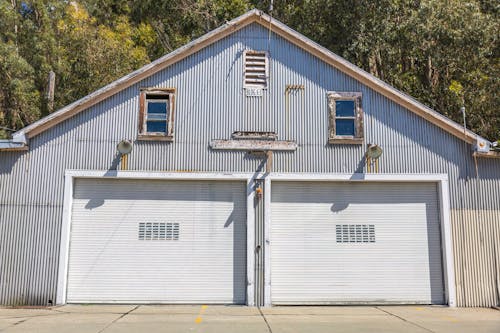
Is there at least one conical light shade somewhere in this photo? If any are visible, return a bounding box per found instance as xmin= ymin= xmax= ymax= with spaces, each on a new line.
xmin=117 ymin=140 xmax=133 ymax=154
xmin=367 ymin=144 xmax=382 ymax=159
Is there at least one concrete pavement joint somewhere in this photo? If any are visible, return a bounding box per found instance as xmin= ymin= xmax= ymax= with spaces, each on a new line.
xmin=375 ymin=307 xmax=436 ymax=333
xmin=257 ymin=307 xmax=273 ymax=333
xmin=262 ymin=313 xmax=386 ymax=317
xmin=97 ymin=305 xmax=139 ymax=333
xmin=0 ymin=318 xmax=29 ymax=332
xmin=0 ymin=312 xmax=66 ymax=320
xmin=10 ymin=319 xmax=27 ymax=326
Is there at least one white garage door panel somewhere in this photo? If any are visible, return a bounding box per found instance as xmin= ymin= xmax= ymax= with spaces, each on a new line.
xmin=67 ymin=179 xmax=246 ymax=304
xmin=271 ymin=182 xmax=444 ymax=304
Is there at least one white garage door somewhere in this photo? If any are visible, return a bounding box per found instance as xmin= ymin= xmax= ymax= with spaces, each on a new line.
xmin=271 ymin=181 xmax=444 ymax=304
xmin=67 ymin=179 xmax=246 ymax=304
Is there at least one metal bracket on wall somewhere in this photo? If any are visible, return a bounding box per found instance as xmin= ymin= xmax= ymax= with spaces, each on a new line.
xmin=285 ymin=84 xmax=305 ymax=140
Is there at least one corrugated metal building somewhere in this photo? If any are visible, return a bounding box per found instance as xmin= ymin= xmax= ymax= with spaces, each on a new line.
xmin=0 ymin=10 xmax=499 ymax=307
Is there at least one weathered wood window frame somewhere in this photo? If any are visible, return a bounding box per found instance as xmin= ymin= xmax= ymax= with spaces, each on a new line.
xmin=138 ymin=88 xmax=175 ymax=141
xmin=327 ymin=92 xmax=364 ymax=144
xmin=243 ymin=50 xmax=268 ymax=89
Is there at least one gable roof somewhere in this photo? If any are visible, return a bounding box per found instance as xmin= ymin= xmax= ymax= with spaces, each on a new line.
xmin=14 ymin=9 xmax=478 ymax=144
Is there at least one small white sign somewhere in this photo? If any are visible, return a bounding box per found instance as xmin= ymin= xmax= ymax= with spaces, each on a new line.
xmin=245 ymin=87 xmax=263 ymax=97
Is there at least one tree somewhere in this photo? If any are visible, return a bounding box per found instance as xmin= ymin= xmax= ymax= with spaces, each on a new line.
xmin=55 ymin=2 xmax=150 ymax=107
xmin=129 ymin=0 xmax=251 ymax=59
xmin=0 ymin=41 xmax=40 ymax=138
xmin=0 ymin=1 xmax=153 ymax=138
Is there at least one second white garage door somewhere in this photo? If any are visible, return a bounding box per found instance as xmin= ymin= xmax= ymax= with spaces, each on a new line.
xmin=67 ymin=179 xmax=246 ymax=304
xmin=271 ymin=181 xmax=444 ymax=305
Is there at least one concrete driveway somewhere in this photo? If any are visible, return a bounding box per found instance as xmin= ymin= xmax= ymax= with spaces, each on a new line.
xmin=0 ymin=305 xmax=499 ymax=333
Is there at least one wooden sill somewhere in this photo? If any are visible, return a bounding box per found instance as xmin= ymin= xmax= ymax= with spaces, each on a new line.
xmin=0 ymin=146 xmax=29 ymax=152
xmin=137 ymin=134 xmax=174 ymax=142
xmin=473 ymin=151 xmax=500 ymax=159
xmin=328 ymin=137 xmax=364 ymax=145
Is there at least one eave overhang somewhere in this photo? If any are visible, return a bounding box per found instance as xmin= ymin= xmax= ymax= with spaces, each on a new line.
xmin=0 ymin=133 xmax=28 ymax=151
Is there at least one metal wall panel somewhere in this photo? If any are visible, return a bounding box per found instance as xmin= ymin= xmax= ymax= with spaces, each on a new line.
xmin=67 ymin=178 xmax=246 ymax=303
xmin=451 ymin=209 xmax=500 ymax=307
xmin=270 ymin=181 xmax=444 ymax=304
xmin=0 ymin=23 xmax=499 ymax=305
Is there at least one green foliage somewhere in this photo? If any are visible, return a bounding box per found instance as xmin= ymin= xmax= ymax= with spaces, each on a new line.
xmin=0 ymin=41 xmax=40 ymax=134
xmin=54 ymin=3 xmax=150 ymax=107
xmin=0 ymin=0 xmax=498 ymax=140
xmin=129 ymin=0 xmax=250 ymax=59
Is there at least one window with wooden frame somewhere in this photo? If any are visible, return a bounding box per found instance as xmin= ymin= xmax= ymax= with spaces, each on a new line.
xmin=138 ymin=88 xmax=175 ymax=141
xmin=243 ymin=50 xmax=268 ymax=89
xmin=327 ymin=92 xmax=364 ymax=144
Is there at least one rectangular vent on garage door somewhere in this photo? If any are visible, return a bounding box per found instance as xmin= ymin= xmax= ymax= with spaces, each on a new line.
xmin=138 ymin=222 xmax=179 ymax=240
xmin=336 ymin=224 xmax=375 ymax=243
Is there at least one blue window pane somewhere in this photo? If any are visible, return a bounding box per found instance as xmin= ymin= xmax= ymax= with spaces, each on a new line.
xmin=336 ymin=100 xmax=355 ymax=117
xmin=147 ymin=121 xmax=167 ymax=133
xmin=147 ymin=101 xmax=167 ymax=114
xmin=336 ymin=119 xmax=355 ymax=136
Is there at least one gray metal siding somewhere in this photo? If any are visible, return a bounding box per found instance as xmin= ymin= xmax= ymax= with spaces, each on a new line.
xmin=451 ymin=209 xmax=500 ymax=307
xmin=0 ymin=23 xmax=499 ymax=306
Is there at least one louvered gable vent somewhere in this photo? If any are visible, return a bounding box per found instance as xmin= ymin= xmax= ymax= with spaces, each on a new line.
xmin=244 ymin=51 xmax=268 ymax=88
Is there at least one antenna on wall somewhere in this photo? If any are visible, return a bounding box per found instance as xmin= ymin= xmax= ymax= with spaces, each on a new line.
xmin=266 ymin=0 xmax=274 ymax=156
xmin=460 ymin=105 xmax=474 ymax=179
xmin=460 ymin=106 xmax=466 ymax=135
xmin=267 ymin=0 xmax=274 ymax=53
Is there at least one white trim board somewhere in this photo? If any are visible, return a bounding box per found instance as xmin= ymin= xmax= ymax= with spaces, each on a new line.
xmin=246 ymin=178 xmax=256 ymax=306
xmin=56 ymin=175 xmax=74 ymax=305
xmin=269 ymin=173 xmax=448 ymax=182
xmin=57 ymin=170 xmax=255 ymax=306
xmin=64 ymin=169 xmax=255 ymax=180
xmin=264 ymin=177 xmax=272 ymax=307
xmin=57 ymin=170 xmax=455 ymax=307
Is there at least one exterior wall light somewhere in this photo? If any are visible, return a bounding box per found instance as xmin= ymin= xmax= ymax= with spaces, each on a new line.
xmin=117 ymin=140 xmax=133 ymax=170
xmin=366 ymin=144 xmax=383 ymax=160
xmin=117 ymin=140 xmax=133 ymax=155
xmin=366 ymin=144 xmax=383 ymax=173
